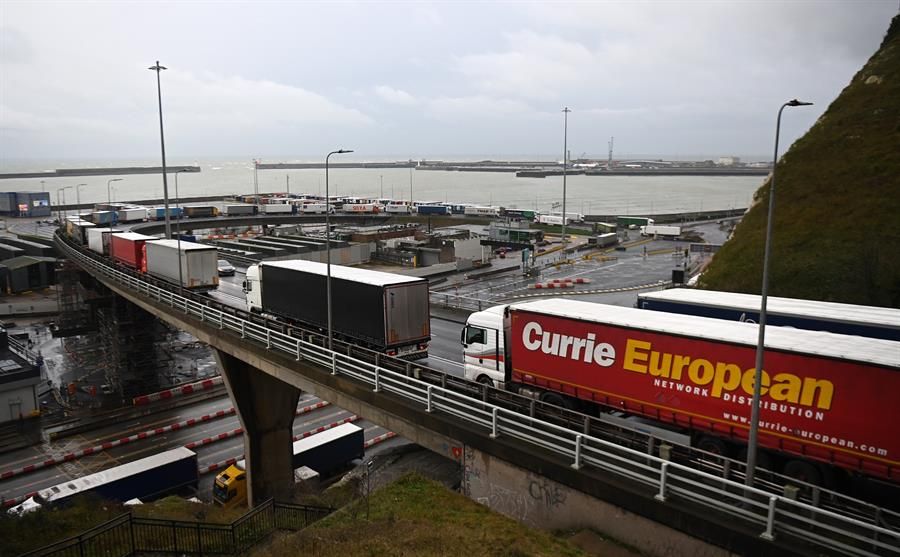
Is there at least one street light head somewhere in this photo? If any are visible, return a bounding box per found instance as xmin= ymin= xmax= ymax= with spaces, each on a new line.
xmin=786 ymin=99 xmax=813 ymax=107
xmin=338 ymin=149 xmax=354 ymax=154
xmin=148 ymin=62 xmax=167 ymax=71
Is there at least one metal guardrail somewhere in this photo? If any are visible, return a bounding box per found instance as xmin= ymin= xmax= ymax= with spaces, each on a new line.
xmin=56 ymin=233 xmax=900 ymax=556
xmin=19 ymin=499 xmax=332 ymax=557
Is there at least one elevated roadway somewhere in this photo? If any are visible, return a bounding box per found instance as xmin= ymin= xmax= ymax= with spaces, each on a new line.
xmin=52 ymin=231 xmax=900 ymax=557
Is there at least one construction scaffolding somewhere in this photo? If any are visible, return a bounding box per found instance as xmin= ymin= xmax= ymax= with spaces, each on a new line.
xmin=52 ymin=259 xmax=96 ymax=337
xmin=96 ymin=296 xmax=169 ymax=401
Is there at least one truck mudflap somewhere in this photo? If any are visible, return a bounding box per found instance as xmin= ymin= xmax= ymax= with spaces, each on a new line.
xmin=390 ymin=343 xmax=429 ymax=360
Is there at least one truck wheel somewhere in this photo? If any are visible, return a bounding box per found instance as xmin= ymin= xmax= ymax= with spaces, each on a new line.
xmin=540 ymin=392 xmax=574 ymax=410
xmin=783 ymin=460 xmax=822 ymax=486
xmin=696 ymin=436 xmax=730 ymax=457
xmin=476 ymin=375 xmax=494 ymax=388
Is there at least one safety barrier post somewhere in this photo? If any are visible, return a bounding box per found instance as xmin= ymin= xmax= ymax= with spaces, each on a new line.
xmin=762 ymin=496 xmax=777 ymax=541
xmin=241 ymin=321 xmax=246 ymax=338
xmin=426 ymin=385 xmax=433 ymax=412
xmin=266 ymin=329 xmax=271 ymax=349
xmin=200 ymin=306 xmax=205 ymax=322
xmin=331 ymin=352 xmax=337 ymax=375
xmin=374 ymin=367 xmax=381 ymax=392
xmin=490 ymin=407 xmax=499 ymax=438
xmin=655 ymin=462 xmax=669 ymax=502
xmin=296 ymin=339 xmax=302 ymax=361
xmin=219 ymin=313 xmax=224 ymax=330
xmin=572 ymin=434 xmax=583 ymax=470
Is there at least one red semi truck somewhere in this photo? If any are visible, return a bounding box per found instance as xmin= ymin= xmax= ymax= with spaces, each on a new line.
xmin=462 ymin=299 xmax=900 ymax=485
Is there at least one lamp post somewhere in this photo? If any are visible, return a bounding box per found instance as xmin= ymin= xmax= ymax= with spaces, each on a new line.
xmin=40 ymin=180 xmax=45 ymax=192
xmin=75 ymin=183 xmax=87 ymax=214
xmin=149 ymin=60 xmax=172 ymax=239
xmin=745 ymin=99 xmax=813 ymax=487
xmin=325 ymin=149 xmax=353 ymax=350
xmin=107 ymin=178 xmax=122 ymax=205
xmin=174 ymin=169 xmax=189 ymax=291
xmin=56 ymin=186 xmax=72 ymax=223
xmin=561 ymin=107 xmax=571 ymax=255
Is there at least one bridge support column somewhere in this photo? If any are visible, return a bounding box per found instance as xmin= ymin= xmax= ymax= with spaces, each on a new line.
xmin=215 ymin=350 xmax=300 ymax=507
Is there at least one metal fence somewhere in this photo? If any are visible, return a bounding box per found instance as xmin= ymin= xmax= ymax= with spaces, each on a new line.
xmin=20 ymin=499 xmax=333 ymax=557
xmin=55 ymin=233 xmax=900 ymax=557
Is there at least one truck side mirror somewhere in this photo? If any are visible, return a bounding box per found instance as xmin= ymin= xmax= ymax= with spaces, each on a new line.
xmin=460 ymin=327 xmax=467 ymax=346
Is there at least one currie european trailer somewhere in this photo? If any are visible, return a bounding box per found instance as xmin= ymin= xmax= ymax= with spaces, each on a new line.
xmin=109 ymin=232 xmax=154 ymax=270
xmin=244 ymin=260 xmax=430 ymax=358
xmin=213 ymin=423 xmax=364 ymax=509
xmin=461 ymin=298 xmax=900 ymax=487
xmin=636 ymin=288 xmax=900 ymax=341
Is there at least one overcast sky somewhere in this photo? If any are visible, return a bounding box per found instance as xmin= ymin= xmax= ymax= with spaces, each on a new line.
xmin=1 ymin=1 xmax=896 ymax=162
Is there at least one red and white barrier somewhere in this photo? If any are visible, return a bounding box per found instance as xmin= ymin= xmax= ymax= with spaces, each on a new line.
xmin=364 ymin=431 xmax=398 ymax=448
xmin=530 ymin=277 xmax=592 ymax=289
xmin=133 ymin=376 xmax=224 ymax=406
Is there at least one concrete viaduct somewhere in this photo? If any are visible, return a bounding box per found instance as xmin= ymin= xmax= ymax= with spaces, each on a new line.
xmin=53 ymin=233 xmax=894 ymax=557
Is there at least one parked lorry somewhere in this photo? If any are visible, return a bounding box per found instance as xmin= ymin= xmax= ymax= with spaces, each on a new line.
xmin=213 ymin=423 xmax=364 ymax=509
xmin=145 ymin=239 xmax=219 ymax=290
xmin=416 ymin=204 xmax=451 ymax=216
xmin=10 ymin=447 xmax=198 ymax=514
xmin=464 ymin=206 xmax=501 ymax=217
xmin=537 ymin=214 xmax=580 ymax=226
xmin=616 ymin=216 xmax=654 ymax=228
xmin=384 ymin=203 xmax=413 ymax=214
xmin=224 ymin=204 xmax=257 ymax=216
xmin=109 ymin=232 xmax=155 ymax=269
xmin=65 ymin=218 xmax=95 ymax=245
xmin=116 ymin=207 xmax=149 ymax=223
xmin=150 ymin=206 xmax=183 ymax=220
xmin=91 ymin=211 xmax=117 ymax=225
xmin=637 ymin=288 xmax=900 ymax=341
xmin=640 ymin=224 xmax=681 ymax=237
xmin=87 ymin=227 xmax=121 ymax=255
xmin=183 ymin=206 xmax=218 ymax=218
xmin=259 ymin=203 xmax=293 ymax=214
xmin=461 ymin=298 xmax=900 ymax=486
xmin=299 ymin=203 xmax=332 ymax=214
xmin=244 ymin=260 xmax=430 ymax=358
xmin=342 ymin=203 xmax=380 ymax=214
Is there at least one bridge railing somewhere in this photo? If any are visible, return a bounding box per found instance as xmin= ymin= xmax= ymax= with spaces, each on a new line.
xmin=57 ymin=234 xmax=900 ymax=557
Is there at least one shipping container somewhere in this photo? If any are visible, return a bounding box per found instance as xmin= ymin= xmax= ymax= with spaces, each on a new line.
xmin=110 ymin=232 xmax=154 ymax=269
xmin=183 ymin=206 xmax=218 ymax=218
xmin=224 ymin=204 xmax=257 ymax=216
xmin=637 ymin=289 xmax=900 ymax=341
xmin=462 ymin=299 xmax=900 ymax=485
xmin=87 ymin=227 xmax=121 ymax=255
xmin=116 ymin=207 xmax=149 ymax=223
xmin=244 ymin=260 xmax=430 ymax=358
xmin=145 ymin=239 xmax=219 ymax=289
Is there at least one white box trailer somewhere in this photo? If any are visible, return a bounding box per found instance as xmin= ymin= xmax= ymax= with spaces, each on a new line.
xmin=145 ymin=239 xmax=219 ymax=290
xmin=259 ymin=204 xmax=293 ymax=214
xmin=640 ymin=224 xmax=681 ymax=237
xmin=86 ymin=227 xmax=121 ymax=255
xmin=116 ymin=207 xmax=149 ymax=223
xmin=299 ymin=203 xmax=331 ymax=214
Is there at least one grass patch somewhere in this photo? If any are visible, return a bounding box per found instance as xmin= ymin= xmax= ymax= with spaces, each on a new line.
xmin=701 ymin=15 xmax=900 ymax=307
xmin=252 ymin=473 xmax=588 ymax=557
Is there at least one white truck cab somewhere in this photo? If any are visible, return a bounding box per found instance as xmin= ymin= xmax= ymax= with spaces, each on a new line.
xmin=242 ymin=264 xmax=262 ymax=312
xmin=461 ymin=304 xmax=507 ymax=388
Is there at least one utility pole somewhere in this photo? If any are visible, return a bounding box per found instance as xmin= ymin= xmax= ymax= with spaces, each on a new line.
xmin=286 ymin=174 xmax=290 ymax=196
xmin=561 ymin=107 xmax=571 ymax=255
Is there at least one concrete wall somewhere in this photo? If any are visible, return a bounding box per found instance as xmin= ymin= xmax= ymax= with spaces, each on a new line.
xmin=463 ymin=446 xmax=736 ymax=557
xmin=1 ymin=380 xmax=39 ymax=422
xmin=268 ymin=243 xmax=372 ymax=266
xmin=452 ymin=237 xmax=484 ymax=261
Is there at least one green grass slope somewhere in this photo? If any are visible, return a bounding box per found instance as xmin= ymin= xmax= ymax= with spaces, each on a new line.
xmin=700 ymin=15 xmax=900 ymax=307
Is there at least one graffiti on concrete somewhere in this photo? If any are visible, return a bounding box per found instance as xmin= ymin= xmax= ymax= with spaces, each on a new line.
xmin=528 ymin=477 xmax=567 ymax=508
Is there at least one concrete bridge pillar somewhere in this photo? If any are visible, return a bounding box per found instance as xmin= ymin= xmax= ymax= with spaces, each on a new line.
xmin=215 ymin=350 xmax=301 ymax=507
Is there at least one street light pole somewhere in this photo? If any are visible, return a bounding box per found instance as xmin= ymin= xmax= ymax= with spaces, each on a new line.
xmin=56 ymin=186 xmax=72 ymax=223
xmin=107 ymin=178 xmax=123 ymax=205
xmin=75 ymin=183 xmax=86 ymax=214
xmin=561 ymin=106 xmax=571 ymax=255
xmin=745 ymin=99 xmax=813 ymax=487
xmin=175 ymin=169 xmax=188 ymax=291
xmin=325 ymin=149 xmax=353 ymax=351
xmin=149 ymin=60 xmax=172 ymax=239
